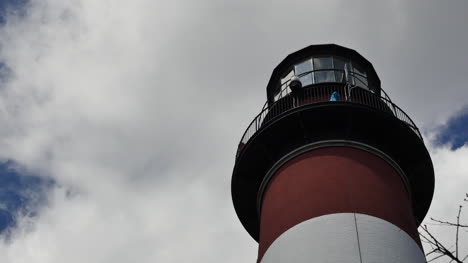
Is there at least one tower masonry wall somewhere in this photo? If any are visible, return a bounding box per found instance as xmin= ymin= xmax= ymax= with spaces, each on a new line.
xmin=257 ymin=146 xmax=423 ymax=262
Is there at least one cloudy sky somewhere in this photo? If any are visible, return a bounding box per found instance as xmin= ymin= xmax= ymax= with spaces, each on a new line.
xmin=0 ymin=0 xmax=467 ymax=262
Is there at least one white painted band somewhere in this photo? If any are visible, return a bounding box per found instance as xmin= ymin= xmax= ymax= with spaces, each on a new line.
xmin=260 ymin=213 xmax=425 ymax=263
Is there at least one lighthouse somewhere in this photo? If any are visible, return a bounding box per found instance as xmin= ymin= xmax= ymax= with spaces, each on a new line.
xmin=231 ymin=44 xmax=434 ymax=262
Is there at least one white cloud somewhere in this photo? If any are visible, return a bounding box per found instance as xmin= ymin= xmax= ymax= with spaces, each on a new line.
xmin=0 ymin=0 xmax=257 ymax=262
xmin=0 ymin=0 xmax=466 ymax=262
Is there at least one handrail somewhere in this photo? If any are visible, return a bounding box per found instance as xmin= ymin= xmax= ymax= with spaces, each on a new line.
xmin=237 ymin=83 xmax=422 ymax=159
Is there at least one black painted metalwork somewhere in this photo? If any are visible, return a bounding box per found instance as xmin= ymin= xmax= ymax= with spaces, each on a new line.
xmin=237 ymin=81 xmax=422 ymax=159
xmin=231 ymin=44 xmax=434 ymax=242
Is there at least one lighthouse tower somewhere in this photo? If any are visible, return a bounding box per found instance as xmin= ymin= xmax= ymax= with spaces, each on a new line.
xmin=231 ymin=44 xmax=434 ymax=262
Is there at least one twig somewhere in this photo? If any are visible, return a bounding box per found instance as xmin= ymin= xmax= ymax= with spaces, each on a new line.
xmin=430 ymin=218 xmax=468 ymax=228
xmin=456 ymin=206 xmax=462 ymax=259
xmin=420 ymin=225 xmax=463 ymax=263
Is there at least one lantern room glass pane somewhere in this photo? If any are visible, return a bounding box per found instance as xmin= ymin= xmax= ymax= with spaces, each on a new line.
xmin=334 ymin=57 xmax=347 ymax=82
xmin=294 ymin=59 xmax=313 ymax=76
xmin=281 ymin=70 xmax=294 ymax=85
xmin=335 ymin=71 xmax=345 ymax=83
xmin=299 ymin=73 xmax=313 ymax=86
xmin=315 ymin=71 xmax=335 ymax=83
xmin=333 ymin=57 xmax=346 ymax=70
xmin=354 ymin=75 xmax=368 ymax=87
xmin=353 ymin=65 xmax=367 ymax=77
xmin=313 ymin=57 xmax=333 ymax=70
xmin=353 ymin=65 xmax=368 ymax=88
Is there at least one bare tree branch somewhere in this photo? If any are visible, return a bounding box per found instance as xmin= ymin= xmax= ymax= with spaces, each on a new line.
xmin=456 ymin=206 xmax=462 ymax=259
xmin=420 ymin=194 xmax=468 ymax=262
xmin=420 ymin=224 xmax=464 ymax=262
xmin=428 ymin=253 xmax=448 ymax=262
xmin=430 ymin=217 xmax=468 ymax=228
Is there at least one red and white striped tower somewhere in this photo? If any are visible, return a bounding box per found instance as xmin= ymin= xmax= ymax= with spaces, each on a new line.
xmin=232 ymin=44 xmax=434 ymax=263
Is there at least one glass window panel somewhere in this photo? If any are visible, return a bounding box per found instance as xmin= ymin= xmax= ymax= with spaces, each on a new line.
xmin=333 ymin=57 xmax=346 ymax=70
xmin=299 ymin=73 xmax=313 ymax=86
xmin=274 ymin=93 xmax=281 ymax=101
xmin=333 ymin=57 xmax=347 ymax=83
xmin=281 ymin=70 xmax=294 ymax=85
xmin=353 ymin=65 xmax=367 ymax=77
xmin=353 ymin=64 xmax=368 ymax=88
xmin=315 ymin=71 xmax=335 ymax=83
xmin=354 ymin=75 xmax=368 ymax=88
xmin=281 ymin=87 xmax=291 ymax=97
xmin=313 ymin=57 xmax=333 ymax=70
xmin=335 ymin=71 xmax=345 ymax=83
xmin=294 ymin=59 xmax=313 ymax=76
xmin=274 ymin=87 xmax=291 ymax=101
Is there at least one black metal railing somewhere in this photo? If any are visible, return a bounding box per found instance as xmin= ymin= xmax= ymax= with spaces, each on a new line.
xmin=275 ymin=70 xmax=369 ymax=101
xmin=237 ymin=83 xmax=422 ymax=158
